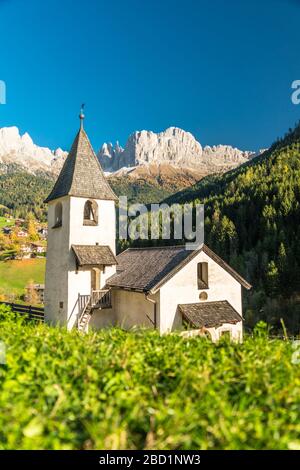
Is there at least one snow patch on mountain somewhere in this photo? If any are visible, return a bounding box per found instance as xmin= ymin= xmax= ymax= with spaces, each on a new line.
xmin=0 ymin=127 xmax=67 ymax=174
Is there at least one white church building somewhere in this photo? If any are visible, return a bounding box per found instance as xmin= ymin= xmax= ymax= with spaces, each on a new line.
xmin=44 ymin=116 xmax=251 ymax=341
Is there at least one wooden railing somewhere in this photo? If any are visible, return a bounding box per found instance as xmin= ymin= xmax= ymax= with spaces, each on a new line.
xmin=77 ymin=295 xmax=91 ymax=326
xmin=91 ymin=289 xmax=111 ymax=308
xmin=78 ymin=295 xmax=91 ymax=313
xmin=0 ymin=301 xmax=44 ymax=322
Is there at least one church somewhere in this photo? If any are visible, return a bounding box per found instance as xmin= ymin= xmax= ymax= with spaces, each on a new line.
xmin=44 ymin=114 xmax=251 ymax=342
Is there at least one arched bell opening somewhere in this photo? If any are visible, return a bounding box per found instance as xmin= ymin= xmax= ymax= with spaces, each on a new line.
xmin=83 ymin=199 xmax=98 ymax=226
xmin=53 ymin=202 xmax=63 ymax=228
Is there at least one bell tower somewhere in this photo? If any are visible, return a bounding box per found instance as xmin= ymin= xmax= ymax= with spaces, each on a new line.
xmin=44 ymin=111 xmax=118 ymax=328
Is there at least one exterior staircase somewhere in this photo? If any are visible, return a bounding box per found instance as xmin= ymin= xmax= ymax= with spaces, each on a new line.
xmin=78 ymin=303 xmax=93 ymax=332
xmin=76 ymin=289 xmax=112 ymax=333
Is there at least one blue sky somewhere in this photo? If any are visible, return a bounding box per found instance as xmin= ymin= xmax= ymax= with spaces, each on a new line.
xmin=0 ymin=0 xmax=299 ymax=152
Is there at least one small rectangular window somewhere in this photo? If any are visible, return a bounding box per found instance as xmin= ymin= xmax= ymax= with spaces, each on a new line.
xmin=197 ymin=262 xmax=208 ymax=289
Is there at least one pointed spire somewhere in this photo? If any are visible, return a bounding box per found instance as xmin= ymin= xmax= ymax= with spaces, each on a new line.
xmin=44 ymin=115 xmax=117 ymax=203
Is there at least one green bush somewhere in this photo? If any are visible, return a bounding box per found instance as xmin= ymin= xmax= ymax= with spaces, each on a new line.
xmin=0 ymin=305 xmax=299 ymax=450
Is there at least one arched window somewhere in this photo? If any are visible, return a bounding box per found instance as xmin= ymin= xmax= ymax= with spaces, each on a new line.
xmin=53 ymin=202 xmax=62 ymax=228
xmin=83 ymin=199 xmax=98 ymax=226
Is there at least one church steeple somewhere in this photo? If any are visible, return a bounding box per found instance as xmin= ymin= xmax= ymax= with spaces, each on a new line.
xmin=45 ymin=112 xmax=117 ymax=203
xmin=45 ymin=112 xmax=117 ymax=329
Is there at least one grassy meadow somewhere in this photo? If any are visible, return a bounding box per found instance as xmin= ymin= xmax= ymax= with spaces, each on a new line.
xmin=0 ymin=216 xmax=14 ymax=229
xmin=0 ymin=306 xmax=299 ymax=450
xmin=0 ymin=258 xmax=45 ymax=301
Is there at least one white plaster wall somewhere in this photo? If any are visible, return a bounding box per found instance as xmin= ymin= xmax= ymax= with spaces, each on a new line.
xmin=158 ymin=250 xmax=242 ymax=334
xmin=108 ymin=289 xmax=159 ymax=330
xmin=45 ymin=195 xmax=116 ymax=329
xmin=88 ymin=306 xmax=116 ymax=330
xmin=67 ymin=264 xmax=117 ymax=329
xmin=67 ymin=266 xmax=91 ymax=329
xmin=215 ymin=321 xmax=243 ymax=342
xmin=101 ymin=265 xmax=117 ymax=287
xmin=69 ymin=197 xmax=116 ymax=254
xmin=180 ymin=321 xmax=242 ymax=342
xmin=45 ymin=196 xmax=70 ymax=325
xmin=67 ymin=197 xmax=116 ymax=328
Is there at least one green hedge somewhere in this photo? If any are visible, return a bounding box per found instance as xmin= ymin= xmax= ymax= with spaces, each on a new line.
xmin=0 ymin=305 xmax=299 ymax=450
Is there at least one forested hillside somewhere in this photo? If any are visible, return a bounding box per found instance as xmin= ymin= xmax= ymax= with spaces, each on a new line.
xmin=109 ymin=177 xmax=172 ymax=205
xmin=0 ymin=168 xmax=54 ymax=220
xmin=0 ymin=167 xmax=179 ymax=218
xmin=164 ymin=123 xmax=300 ymax=332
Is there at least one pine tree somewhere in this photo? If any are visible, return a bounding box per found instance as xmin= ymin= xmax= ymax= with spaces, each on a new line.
xmin=266 ymin=260 xmax=279 ymax=297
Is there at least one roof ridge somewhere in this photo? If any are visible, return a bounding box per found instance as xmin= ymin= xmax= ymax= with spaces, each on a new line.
xmin=124 ymin=245 xmax=187 ymax=252
xmin=72 ymin=243 xmax=112 ymax=247
xmin=180 ymin=300 xmax=230 ymax=306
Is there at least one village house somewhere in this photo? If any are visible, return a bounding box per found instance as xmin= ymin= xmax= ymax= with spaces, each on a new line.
xmin=44 ymin=115 xmax=251 ymax=341
xmin=19 ymin=244 xmax=32 ymax=258
xmin=30 ymin=243 xmax=46 ymax=254
xmin=16 ymin=229 xmax=28 ymax=238
xmin=18 ymin=243 xmax=45 ymax=259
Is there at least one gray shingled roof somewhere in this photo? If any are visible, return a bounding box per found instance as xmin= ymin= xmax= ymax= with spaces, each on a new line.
xmin=72 ymin=245 xmax=117 ymax=267
xmin=178 ymin=301 xmax=243 ymax=328
xmin=106 ymin=245 xmax=193 ymax=292
xmin=106 ymin=244 xmax=251 ymax=293
xmin=45 ymin=127 xmax=117 ymax=203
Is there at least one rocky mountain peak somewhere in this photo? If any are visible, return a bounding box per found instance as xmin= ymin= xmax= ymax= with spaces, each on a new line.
xmin=0 ymin=126 xmax=67 ymax=174
xmin=98 ymin=127 xmax=258 ymax=172
xmin=0 ymin=125 xmax=262 ymax=179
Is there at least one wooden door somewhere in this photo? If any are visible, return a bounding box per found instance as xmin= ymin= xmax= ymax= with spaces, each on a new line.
xmin=91 ymin=268 xmax=101 ymax=292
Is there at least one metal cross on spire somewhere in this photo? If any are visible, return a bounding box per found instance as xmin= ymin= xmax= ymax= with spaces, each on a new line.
xmin=79 ymin=103 xmax=85 ymax=129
